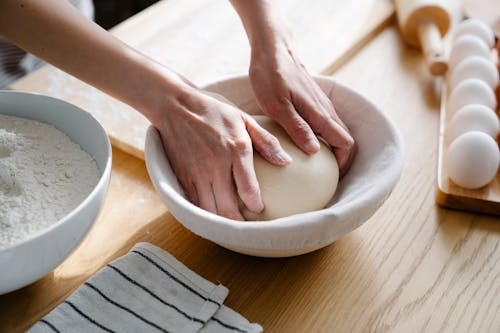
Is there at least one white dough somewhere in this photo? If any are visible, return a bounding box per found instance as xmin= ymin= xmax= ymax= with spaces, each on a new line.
xmin=242 ymin=116 xmax=339 ymax=221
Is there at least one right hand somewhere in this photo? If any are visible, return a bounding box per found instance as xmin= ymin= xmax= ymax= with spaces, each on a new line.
xmin=150 ymin=88 xmax=292 ymax=220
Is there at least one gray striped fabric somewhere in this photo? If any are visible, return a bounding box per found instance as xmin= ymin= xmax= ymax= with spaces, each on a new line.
xmin=0 ymin=0 xmax=94 ymax=89
xmin=29 ymin=243 xmax=262 ymax=333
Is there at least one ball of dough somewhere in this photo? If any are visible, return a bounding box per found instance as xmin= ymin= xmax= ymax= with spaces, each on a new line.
xmin=242 ymin=116 xmax=339 ymax=221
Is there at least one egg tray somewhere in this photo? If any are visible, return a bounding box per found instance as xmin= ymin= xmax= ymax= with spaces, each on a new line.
xmin=436 ymin=81 xmax=500 ymax=215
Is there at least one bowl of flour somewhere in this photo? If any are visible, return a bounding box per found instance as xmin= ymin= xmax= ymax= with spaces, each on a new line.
xmin=0 ymin=91 xmax=111 ymax=294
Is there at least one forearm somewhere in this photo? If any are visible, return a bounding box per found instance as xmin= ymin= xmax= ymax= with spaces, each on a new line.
xmin=0 ymin=0 xmax=192 ymax=121
xmin=229 ymin=0 xmax=290 ymax=53
xmin=230 ymin=0 xmax=355 ymax=173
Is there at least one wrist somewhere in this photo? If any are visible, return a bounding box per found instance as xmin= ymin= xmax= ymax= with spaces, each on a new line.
xmin=137 ymin=65 xmax=199 ymax=126
xmin=231 ymin=1 xmax=291 ymax=56
xmin=249 ymin=22 xmax=292 ymax=56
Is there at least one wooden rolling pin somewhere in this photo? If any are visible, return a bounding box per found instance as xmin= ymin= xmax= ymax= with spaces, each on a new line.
xmin=395 ymin=0 xmax=451 ymax=76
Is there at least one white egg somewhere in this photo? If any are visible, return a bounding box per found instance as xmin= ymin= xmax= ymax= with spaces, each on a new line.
xmin=454 ymin=19 xmax=496 ymax=48
xmin=448 ymin=79 xmax=497 ymax=114
xmin=448 ymin=104 xmax=500 ymax=140
xmin=449 ymin=56 xmax=499 ymax=91
xmin=449 ymin=35 xmax=491 ymax=69
xmin=447 ymin=131 xmax=499 ymax=189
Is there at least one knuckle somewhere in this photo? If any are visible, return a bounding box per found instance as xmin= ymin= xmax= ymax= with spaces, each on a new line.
xmin=228 ymin=137 xmax=252 ymax=155
xmin=275 ymin=94 xmax=290 ymax=106
xmin=263 ymin=133 xmax=280 ymax=148
xmin=262 ymin=96 xmax=289 ymax=117
xmin=270 ymin=96 xmax=292 ymax=114
xmin=289 ymin=120 xmax=311 ymax=138
xmin=345 ymin=135 xmax=355 ymax=149
xmin=240 ymin=182 xmax=260 ymax=199
xmin=346 ymin=137 xmax=357 ymax=153
xmin=315 ymin=117 xmax=330 ymax=135
xmin=256 ymin=127 xmax=279 ymax=147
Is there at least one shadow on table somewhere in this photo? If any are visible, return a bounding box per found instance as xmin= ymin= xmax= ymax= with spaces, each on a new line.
xmin=0 ymin=211 xmax=380 ymax=332
xmin=437 ymin=206 xmax=500 ymax=234
xmin=130 ymin=211 xmax=381 ymax=330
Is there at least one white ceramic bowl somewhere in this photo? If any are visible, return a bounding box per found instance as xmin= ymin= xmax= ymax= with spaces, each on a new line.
xmin=0 ymin=91 xmax=112 ymax=294
xmin=145 ymin=75 xmax=404 ymax=257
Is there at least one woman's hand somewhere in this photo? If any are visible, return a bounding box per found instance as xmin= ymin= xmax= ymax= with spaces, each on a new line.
xmin=0 ymin=0 xmax=293 ymax=220
xmin=249 ymin=41 xmax=356 ymax=176
xmin=150 ymin=88 xmax=291 ymax=220
xmin=230 ymin=0 xmax=356 ymax=177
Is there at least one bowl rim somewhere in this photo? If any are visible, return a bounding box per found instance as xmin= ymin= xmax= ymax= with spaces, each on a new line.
xmin=145 ymin=74 xmax=404 ymax=232
xmin=0 ymin=90 xmax=113 ymax=251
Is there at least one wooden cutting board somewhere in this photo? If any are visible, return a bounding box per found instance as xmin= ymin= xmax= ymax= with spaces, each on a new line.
xmin=10 ymin=0 xmax=394 ymax=159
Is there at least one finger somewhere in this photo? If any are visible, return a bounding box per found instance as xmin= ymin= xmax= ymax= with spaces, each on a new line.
xmin=295 ymin=95 xmax=356 ymax=175
xmin=271 ymin=100 xmax=320 ymax=154
xmin=295 ymin=95 xmax=354 ymax=150
xmin=325 ymin=104 xmax=350 ymax=133
xmin=314 ymin=88 xmax=350 ymax=133
xmin=317 ymin=116 xmax=355 ymax=150
xmin=334 ymin=144 xmax=357 ymax=178
xmin=196 ymin=180 xmax=217 ymax=215
xmin=315 ymin=110 xmax=355 ymax=176
xmin=231 ymin=141 xmax=264 ymax=213
xmin=178 ymin=177 xmax=199 ymax=206
xmin=241 ymin=113 xmax=292 ymax=166
xmin=212 ymin=168 xmax=244 ymax=220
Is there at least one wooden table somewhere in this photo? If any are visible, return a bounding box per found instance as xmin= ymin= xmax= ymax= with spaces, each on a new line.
xmin=2 ymin=1 xmax=499 ymax=332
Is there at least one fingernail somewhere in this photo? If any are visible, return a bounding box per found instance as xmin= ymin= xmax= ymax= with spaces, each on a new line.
xmin=277 ymin=150 xmax=293 ymax=164
xmin=305 ymin=137 xmax=320 ymax=153
xmin=255 ymin=198 xmax=265 ymax=212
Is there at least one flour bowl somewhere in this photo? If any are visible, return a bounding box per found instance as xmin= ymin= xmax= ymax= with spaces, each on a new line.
xmin=145 ymin=75 xmax=404 ymax=257
xmin=0 ymin=91 xmax=112 ymax=294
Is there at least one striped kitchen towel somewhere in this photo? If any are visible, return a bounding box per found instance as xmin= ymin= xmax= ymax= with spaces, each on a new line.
xmin=29 ymin=243 xmax=262 ymax=333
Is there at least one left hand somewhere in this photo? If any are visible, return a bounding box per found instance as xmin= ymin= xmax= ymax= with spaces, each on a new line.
xmin=249 ymin=39 xmax=356 ymax=176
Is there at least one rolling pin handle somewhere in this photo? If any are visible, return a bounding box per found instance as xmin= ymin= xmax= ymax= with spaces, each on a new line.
xmin=417 ymin=20 xmax=448 ymax=76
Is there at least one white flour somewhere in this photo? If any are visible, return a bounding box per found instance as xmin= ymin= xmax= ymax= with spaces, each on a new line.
xmin=0 ymin=115 xmax=100 ymax=248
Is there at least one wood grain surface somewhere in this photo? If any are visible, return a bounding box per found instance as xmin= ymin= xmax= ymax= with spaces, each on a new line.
xmin=2 ymin=24 xmax=500 ymax=332
xmin=9 ymin=0 xmax=394 ymax=160
xmin=0 ymin=0 xmax=500 ymax=332
xmin=334 ymin=27 xmax=500 ymax=333
xmin=0 ymin=148 xmax=167 ymax=332
xmin=436 ymin=83 xmax=500 ymax=215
